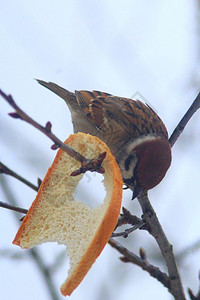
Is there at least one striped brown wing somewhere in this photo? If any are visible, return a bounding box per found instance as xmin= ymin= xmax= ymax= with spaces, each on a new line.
xmin=75 ymin=91 xmax=168 ymax=147
xmin=90 ymin=96 xmax=168 ymax=139
xmin=75 ymin=90 xmax=111 ymax=117
xmin=116 ymin=97 xmax=169 ymax=139
xmin=74 ymin=91 xmax=130 ymax=150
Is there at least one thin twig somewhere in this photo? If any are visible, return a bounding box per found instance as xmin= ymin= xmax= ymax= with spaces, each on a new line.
xmin=0 ymin=89 xmax=106 ymax=175
xmin=109 ymin=238 xmax=170 ymax=289
xmin=116 ymin=207 xmax=143 ymax=227
xmin=169 ymin=92 xmax=200 ymax=147
xmin=0 ymin=201 xmax=28 ymax=214
xmin=188 ymin=288 xmax=197 ymax=300
xmin=137 ymin=192 xmax=186 ymax=300
xmin=188 ymin=272 xmax=200 ymax=300
xmin=112 ymin=207 xmax=144 ymax=237
xmin=29 ymin=248 xmax=61 ymax=300
xmin=0 ymin=162 xmax=38 ymax=191
xmin=111 ymin=222 xmax=144 ymax=238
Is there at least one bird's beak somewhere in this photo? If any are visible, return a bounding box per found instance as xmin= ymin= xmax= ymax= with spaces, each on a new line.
xmin=132 ymin=184 xmax=143 ymax=200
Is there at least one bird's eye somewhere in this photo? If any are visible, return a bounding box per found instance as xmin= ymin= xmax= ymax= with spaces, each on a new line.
xmin=123 ymin=177 xmax=136 ymax=188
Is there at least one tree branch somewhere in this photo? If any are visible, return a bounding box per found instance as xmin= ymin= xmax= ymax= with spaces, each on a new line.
xmin=0 ymin=201 xmax=28 ymax=214
xmin=137 ymin=192 xmax=186 ymax=300
xmin=112 ymin=207 xmax=144 ymax=237
xmin=109 ymin=238 xmax=170 ymax=289
xmin=0 ymin=162 xmax=39 ymax=191
xmin=169 ymin=92 xmax=200 ymax=147
xmin=29 ymin=248 xmax=61 ymax=300
xmin=0 ymin=89 xmax=106 ymax=175
xmin=111 ymin=222 xmax=144 ymax=238
xmin=188 ymin=272 xmax=200 ymax=300
xmin=116 ymin=207 xmax=143 ymax=227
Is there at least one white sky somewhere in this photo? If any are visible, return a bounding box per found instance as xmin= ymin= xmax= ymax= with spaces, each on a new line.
xmin=1 ymin=1 xmax=200 ymax=300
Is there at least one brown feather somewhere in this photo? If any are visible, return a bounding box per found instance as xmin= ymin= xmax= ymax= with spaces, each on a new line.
xmin=72 ymin=90 xmax=169 ymax=151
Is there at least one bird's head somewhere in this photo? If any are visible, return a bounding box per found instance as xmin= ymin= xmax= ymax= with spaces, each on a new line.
xmin=120 ymin=136 xmax=172 ymax=199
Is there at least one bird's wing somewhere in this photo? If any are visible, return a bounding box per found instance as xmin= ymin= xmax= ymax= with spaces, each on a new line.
xmin=75 ymin=91 xmax=132 ymax=150
xmin=75 ymin=91 xmax=168 ymax=147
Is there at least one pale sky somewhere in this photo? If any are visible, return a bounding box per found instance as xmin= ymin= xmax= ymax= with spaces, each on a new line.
xmin=1 ymin=1 xmax=200 ymax=300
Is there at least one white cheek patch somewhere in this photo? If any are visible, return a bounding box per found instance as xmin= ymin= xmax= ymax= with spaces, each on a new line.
xmin=126 ymin=135 xmax=157 ymax=153
xmin=119 ymin=154 xmax=137 ymax=181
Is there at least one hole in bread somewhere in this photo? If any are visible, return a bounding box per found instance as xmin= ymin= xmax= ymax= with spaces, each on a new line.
xmin=74 ymin=172 xmax=106 ymax=208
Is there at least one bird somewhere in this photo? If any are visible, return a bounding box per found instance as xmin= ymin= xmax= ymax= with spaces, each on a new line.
xmin=37 ymin=80 xmax=172 ymax=199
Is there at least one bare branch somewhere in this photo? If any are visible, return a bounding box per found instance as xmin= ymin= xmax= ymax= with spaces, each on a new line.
xmin=0 ymin=89 xmax=106 ymax=175
xmin=109 ymin=238 xmax=170 ymax=289
xmin=188 ymin=288 xmax=197 ymax=300
xmin=29 ymin=248 xmax=60 ymax=300
xmin=111 ymin=222 xmax=143 ymax=238
xmin=137 ymin=192 xmax=186 ymax=300
xmin=0 ymin=201 xmax=28 ymax=214
xmin=188 ymin=288 xmax=200 ymax=300
xmin=169 ymin=92 xmax=200 ymax=147
xmin=0 ymin=162 xmax=38 ymax=191
xmin=116 ymin=207 xmax=143 ymax=227
xmin=188 ymin=272 xmax=200 ymax=300
xmin=112 ymin=207 xmax=145 ymax=237
xmin=70 ymin=151 xmax=106 ymax=176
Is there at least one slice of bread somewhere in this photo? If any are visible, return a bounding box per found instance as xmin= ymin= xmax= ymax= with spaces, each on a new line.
xmin=13 ymin=132 xmax=123 ymax=296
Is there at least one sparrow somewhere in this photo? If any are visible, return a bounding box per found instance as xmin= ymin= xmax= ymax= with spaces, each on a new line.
xmin=37 ymin=80 xmax=172 ymax=199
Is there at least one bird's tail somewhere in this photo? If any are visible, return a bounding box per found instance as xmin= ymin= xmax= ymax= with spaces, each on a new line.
xmin=36 ymin=80 xmax=76 ymax=109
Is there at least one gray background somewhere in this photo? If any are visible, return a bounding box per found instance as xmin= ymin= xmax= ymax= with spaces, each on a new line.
xmin=1 ymin=1 xmax=200 ymax=299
